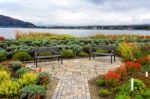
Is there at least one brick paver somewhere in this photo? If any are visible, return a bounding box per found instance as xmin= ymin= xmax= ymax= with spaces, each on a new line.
xmin=27 ymin=56 xmax=122 ymax=99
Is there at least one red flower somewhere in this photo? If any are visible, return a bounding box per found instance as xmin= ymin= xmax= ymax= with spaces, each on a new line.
xmin=124 ymin=61 xmax=141 ymax=71
xmin=104 ymin=71 xmax=121 ymax=81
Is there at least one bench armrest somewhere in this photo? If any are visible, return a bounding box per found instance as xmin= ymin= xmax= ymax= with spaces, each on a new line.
xmin=34 ymin=51 xmax=38 ymax=58
xmin=89 ymin=47 xmax=94 ymax=54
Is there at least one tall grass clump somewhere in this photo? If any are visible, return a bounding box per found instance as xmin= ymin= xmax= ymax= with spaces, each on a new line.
xmin=15 ymin=31 xmax=76 ymax=40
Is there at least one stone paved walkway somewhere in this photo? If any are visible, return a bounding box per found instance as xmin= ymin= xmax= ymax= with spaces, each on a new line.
xmin=27 ymin=56 xmax=122 ymax=99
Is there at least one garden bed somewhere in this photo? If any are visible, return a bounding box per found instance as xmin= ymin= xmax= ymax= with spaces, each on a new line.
xmin=89 ymin=72 xmax=150 ymax=99
xmin=0 ymin=61 xmax=55 ymax=99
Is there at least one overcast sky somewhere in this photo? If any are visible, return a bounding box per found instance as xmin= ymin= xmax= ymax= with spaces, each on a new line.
xmin=0 ymin=0 xmax=150 ymax=26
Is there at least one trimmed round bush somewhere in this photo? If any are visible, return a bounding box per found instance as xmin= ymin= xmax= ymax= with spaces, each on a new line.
xmin=0 ymin=53 xmax=7 ymax=62
xmin=10 ymin=61 xmax=22 ymax=72
xmin=62 ymin=50 xmax=74 ymax=58
xmin=98 ymin=88 xmax=112 ymax=97
xmin=12 ymin=51 xmax=32 ymax=61
xmin=79 ymin=52 xmax=88 ymax=57
xmin=16 ymin=67 xmax=31 ymax=76
xmin=37 ymin=72 xmax=50 ymax=85
xmin=20 ymin=85 xmax=46 ymax=99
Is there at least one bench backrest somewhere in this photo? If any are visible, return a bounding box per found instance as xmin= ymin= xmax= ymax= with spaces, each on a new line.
xmin=34 ymin=47 xmax=61 ymax=55
xmin=91 ymin=45 xmax=116 ymax=52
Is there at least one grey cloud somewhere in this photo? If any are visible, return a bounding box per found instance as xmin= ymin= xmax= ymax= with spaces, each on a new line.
xmin=0 ymin=0 xmax=150 ymax=25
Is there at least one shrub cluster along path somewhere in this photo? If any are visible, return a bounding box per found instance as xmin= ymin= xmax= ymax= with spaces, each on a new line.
xmin=27 ymin=56 xmax=122 ymax=99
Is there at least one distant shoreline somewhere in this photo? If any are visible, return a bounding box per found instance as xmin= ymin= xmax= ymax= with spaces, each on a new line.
xmin=0 ymin=27 xmax=150 ymax=31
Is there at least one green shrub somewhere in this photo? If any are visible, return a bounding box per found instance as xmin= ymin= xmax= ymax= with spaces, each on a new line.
xmin=37 ymin=72 xmax=50 ymax=86
xmin=18 ymin=72 xmax=38 ymax=87
xmin=6 ymin=51 xmax=14 ymax=59
xmin=0 ymin=70 xmax=10 ymax=84
xmin=20 ymin=85 xmax=46 ymax=99
xmin=79 ymin=52 xmax=88 ymax=57
xmin=0 ymin=80 xmax=20 ymax=97
xmin=117 ymin=43 xmax=140 ymax=61
xmin=118 ymin=80 xmax=130 ymax=95
xmin=96 ymin=79 xmax=106 ymax=86
xmin=10 ymin=61 xmax=22 ymax=72
xmin=0 ymin=48 xmax=6 ymax=54
xmin=135 ymin=95 xmax=144 ymax=99
xmin=118 ymin=79 xmax=145 ymax=96
xmin=141 ymin=88 xmax=150 ymax=99
xmin=12 ymin=51 xmax=32 ymax=61
xmin=134 ymin=79 xmax=146 ymax=91
xmin=83 ymin=45 xmax=91 ymax=53
xmin=106 ymin=79 xmax=119 ymax=87
xmin=0 ymin=53 xmax=7 ymax=62
xmin=115 ymin=94 xmax=130 ymax=99
xmin=16 ymin=67 xmax=31 ymax=76
xmin=62 ymin=50 xmax=74 ymax=58
xmin=98 ymin=88 xmax=112 ymax=97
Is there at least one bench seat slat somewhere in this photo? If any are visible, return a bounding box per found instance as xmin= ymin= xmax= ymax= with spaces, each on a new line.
xmin=93 ymin=53 xmax=115 ymax=56
xmin=35 ymin=55 xmax=61 ymax=59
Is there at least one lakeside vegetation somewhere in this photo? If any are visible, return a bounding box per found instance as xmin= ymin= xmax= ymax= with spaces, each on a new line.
xmin=0 ymin=31 xmax=150 ymax=99
xmin=0 ymin=31 xmax=149 ymax=61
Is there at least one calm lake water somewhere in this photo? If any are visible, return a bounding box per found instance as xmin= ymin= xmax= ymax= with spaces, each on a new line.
xmin=0 ymin=28 xmax=150 ymax=39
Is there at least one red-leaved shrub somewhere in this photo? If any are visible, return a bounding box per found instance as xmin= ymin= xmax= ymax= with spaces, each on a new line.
xmin=124 ymin=61 xmax=141 ymax=74
xmin=0 ymin=36 xmax=5 ymax=41
xmin=104 ymin=71 xmax=121 ymax=81
xmin=115 ymin=66 xmax=127 ymax=79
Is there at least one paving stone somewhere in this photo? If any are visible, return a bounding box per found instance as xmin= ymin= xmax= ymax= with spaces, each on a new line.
xmin=27 ymin=56 xmax=122 ymax=99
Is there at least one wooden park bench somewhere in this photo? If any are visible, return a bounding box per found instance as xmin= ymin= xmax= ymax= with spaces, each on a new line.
xmin=34 ymin=47 xmax=63 ymax=67
xmin=89 ymin=45 xmax=116 ymax=63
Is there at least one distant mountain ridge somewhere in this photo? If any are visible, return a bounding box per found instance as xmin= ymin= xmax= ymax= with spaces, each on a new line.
xmin=0 ymin=14 xmax=150 ymax=30
xmin=0 ymin=15 xmax=36 ymax=28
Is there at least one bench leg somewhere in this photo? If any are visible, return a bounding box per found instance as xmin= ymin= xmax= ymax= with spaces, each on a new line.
xmin=114 ymin=55 xmax=116 ymax=62
xmin=58 ymin=57 xmax=60 ymax=63
xmin=111 ymin=55 xmax=112 ymax=64
xmin=89 ymin=54 xmax=91 ymax=60
xmin=93 ymin=54 xmax=95 ymax=59
xmin=74 ymin=52 xmax=77 ymax=59
xmin=36 ymin=59 xmax=38 ymax=67
xmin=61 ymin=57 xmax=63 ymax=64
xmin=34 ymin=58 xmax=35 ymax=65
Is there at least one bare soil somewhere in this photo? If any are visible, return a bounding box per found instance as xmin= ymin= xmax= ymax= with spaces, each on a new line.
xmin=46 ymin=78 xmax=58 ymax=99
